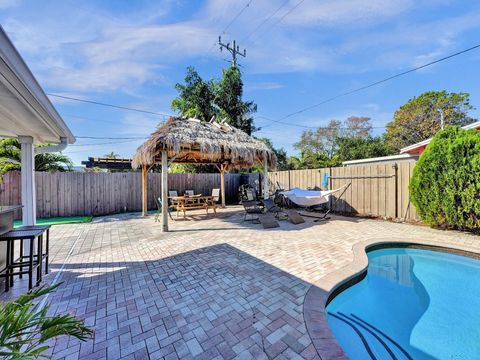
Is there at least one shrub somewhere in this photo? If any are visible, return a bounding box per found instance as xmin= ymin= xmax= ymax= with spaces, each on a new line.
xmin=410 ymin=126 xmax=480 ymax=232
xmin=0 ymin=284 xmax=93 ymax=359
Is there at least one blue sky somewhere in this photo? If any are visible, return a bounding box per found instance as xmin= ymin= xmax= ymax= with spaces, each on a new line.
xmin=1 ymin=0 xmax=480 ymax=165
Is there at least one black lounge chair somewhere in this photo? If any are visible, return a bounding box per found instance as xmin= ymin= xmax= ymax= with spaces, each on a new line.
xmin=242 ymin=200 xmax=279 ymax=229
xmin=263 ymin=198 xmax=305 ymax=224
xmin=262 ymin=198 xmax=287 ymax=220
xmin=242 ymin=200 xmax=263 ymax=223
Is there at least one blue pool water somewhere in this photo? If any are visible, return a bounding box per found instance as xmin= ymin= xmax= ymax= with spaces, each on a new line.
xmin=326 ymin=247 xmax=480 ymax=360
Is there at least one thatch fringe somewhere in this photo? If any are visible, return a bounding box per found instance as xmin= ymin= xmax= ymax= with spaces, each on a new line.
xmin=131 ymin=117 xmax=277 ymax=170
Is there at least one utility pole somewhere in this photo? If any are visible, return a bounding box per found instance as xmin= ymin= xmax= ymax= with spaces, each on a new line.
xmin=218 ymin=36 xmax=246 ymax=67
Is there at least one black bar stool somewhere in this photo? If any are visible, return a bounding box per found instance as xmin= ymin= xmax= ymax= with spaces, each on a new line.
xmin=0 ymin=229 xmax=44 ymax=291
xmin=15 ymin=225 xmax=50 ymax=274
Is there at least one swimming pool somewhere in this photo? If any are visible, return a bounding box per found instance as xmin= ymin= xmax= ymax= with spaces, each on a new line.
xmin=326 ymin=247 xmax=480 ymax=360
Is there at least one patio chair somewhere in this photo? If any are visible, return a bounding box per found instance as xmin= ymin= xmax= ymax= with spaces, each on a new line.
xmin=185 ymin=190 xmax=194 ymax=196
xmin=168 ymin=190 xmax=178 ymax=198
xmin=262 ymin=198 xmax=287 ymax=220
xmin=243 ymin=200 xmax=263 ymax=223
xmin=155 ymin=197 xmax=173 ymax=221
xmin=242 ymin=200 xmax=280 ymax=229
xmin=211 ymin=188 xmax=220 ymax=203
xmin=245 ymin=188 xmax=256 ymax=201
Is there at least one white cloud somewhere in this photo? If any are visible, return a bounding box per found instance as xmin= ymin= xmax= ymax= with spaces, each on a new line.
xmin=0 ymin=0 xmax=20 ymax=9
xmin=246 ymin=82 xmax=285 ymax=91
xmin=281 ymin=0 xmax=414 ymax=27
xmin=2 ymin=0 xmax=479 ymax=95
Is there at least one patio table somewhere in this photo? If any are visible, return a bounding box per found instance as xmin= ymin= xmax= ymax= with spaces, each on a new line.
xmin=170 ymin=195 xmax=217 ymax=219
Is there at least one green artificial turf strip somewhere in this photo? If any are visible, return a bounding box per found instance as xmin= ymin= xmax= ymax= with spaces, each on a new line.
xmin=14 ymin=216 xmax=93 ymax=228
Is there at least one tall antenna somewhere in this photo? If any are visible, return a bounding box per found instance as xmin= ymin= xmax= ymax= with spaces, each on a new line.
xmin=218 ymin=36 xmax=246 ymax=67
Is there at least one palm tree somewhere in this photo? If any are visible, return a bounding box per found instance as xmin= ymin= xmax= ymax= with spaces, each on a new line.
xmin=0 ymin=139 xmax=73 ymax=175
xmin=0 ymin=284 xmax=92 ymax=359
xmin=103 ymin=152 xmax=119 ymax=159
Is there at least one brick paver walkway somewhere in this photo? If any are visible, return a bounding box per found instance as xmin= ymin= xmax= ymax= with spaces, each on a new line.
xmin=1 ymin=207 xmax=479 ymax=359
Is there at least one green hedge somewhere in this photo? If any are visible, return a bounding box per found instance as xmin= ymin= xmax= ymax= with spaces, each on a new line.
xmin=410 ymin=126 xmax=480 ymax=232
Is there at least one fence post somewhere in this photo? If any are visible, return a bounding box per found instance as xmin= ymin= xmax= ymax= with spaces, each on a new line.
xmin=393 ymin=163 xmax=398 ymax=218
xmin=328 ymin=167 xmax=333 ymax=209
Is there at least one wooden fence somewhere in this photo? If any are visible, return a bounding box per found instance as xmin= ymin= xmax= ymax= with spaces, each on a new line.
xmin=1 ymin=162 xmax=419 ymax=221
xmin=269 ymin=161 xmax=419 ymax=221
xmin=0 ymin=172 xmax=248 ymax=219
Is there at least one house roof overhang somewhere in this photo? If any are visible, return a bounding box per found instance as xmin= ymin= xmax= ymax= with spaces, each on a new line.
xmin=400 ymin=121 xmax=480 ymax=154
xmin=0 ymin=26 xmax=75 ymax=144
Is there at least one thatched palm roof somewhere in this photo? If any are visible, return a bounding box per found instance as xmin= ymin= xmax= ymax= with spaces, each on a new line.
xmin=132 ymin=117 xmax=277 ymax=170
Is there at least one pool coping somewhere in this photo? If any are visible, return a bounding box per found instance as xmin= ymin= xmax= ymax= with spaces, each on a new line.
xmin=303 ymin=236 xmax=480 ymax=359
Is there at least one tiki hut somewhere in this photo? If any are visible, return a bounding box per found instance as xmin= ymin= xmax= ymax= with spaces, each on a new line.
xmin=132 ymin=117 xmax=277 ymax=231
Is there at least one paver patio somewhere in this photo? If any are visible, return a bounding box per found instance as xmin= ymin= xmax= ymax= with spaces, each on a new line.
xmin=1 ymin=206 xmax=479 ymax=359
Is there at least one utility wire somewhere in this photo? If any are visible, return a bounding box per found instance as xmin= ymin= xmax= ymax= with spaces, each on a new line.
xmin=208 ymin=0 xmax=254 ymax=53
xmin=261 ymin=43 xmax=480 ymax=128
xmin=242 ymin=0 xmax=289 ymax=43
xmin=47 ymin=93 xmax=173 ymax=118
xmin=250 ymin=0 xmax=305 ymax=43
xmin=220 ymin=0 xmax=253 ymax=36
xmin=75 ymin=136 xmax=147 ymax=140
xmin=69 ymin=139 xmax=146 ymax=147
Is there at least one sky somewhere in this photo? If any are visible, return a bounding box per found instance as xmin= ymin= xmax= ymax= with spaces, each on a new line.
xmin=1 ymin=0 xmax=480 ymax=165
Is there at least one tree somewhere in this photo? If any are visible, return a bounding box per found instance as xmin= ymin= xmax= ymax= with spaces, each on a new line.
xmin=287 ymin=150 xmax=335 ymax=170
xmin=104 ymin=152 xmax=119 ymax=159
xmin=215 ymin=66 xmax=257 ymax=135
xmin=0 ymin=139 xmax=73 ymax=175
xmin=171 ymin=66 xmax=257 ymax=135
xmin=293 ymin=117 xmax=373 ymax=167
xmin=171 ymin=66 xmax=217 ymax=122
xmin=294 ymin=120 xmax=342 ymax=160
xmin=343 ymin=116 xmax=373 ymax=138
xmin=336 ymin=135 xmax=394 ymax=162
xmin=410 ymin=126 xmax=480 ymax=232
xmin=386 ymin=91 xmax=474 ymax=151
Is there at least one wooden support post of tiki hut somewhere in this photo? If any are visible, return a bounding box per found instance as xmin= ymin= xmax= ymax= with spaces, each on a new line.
xmin=131 ymin=118 xmax=277 ymax=224
xmin=220 ymin=164 xmax=226 ymax=208
xmin=263 ymin=156 xmax=269 ymax=200
xmin=141 ymin=165 xmax=148 ymax=216
xmin=161 ymin=150 xmax=169 ymax=232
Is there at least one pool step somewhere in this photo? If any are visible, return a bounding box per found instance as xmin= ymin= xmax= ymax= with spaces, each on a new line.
xmin=328 ymin=311 xmax=413 ymax=360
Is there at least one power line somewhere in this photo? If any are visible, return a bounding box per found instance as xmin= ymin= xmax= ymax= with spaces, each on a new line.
xmin=75 ymin=136 xmax=146 ymax=140
xmin=257 ymin=116 xmax=387 ymax=130
xmin=63 ymin=113 xmax=121 ymax=125
xmin=208 ymin=0 xmax=253 ymax=53
xmin=262 ymin=43 xmax=480 ymax=128
xmin=250 ymin=0 xmax=305 ymax=44
xmin=47 ymin=93 xmax=173 ymax=118
xmin=69 ymin=139 xmax=145 ymax=147
xmin=220 ymin=0 xmax=253 ymax=36
xmin=242 ymin=0 xmax=289 ymax=43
